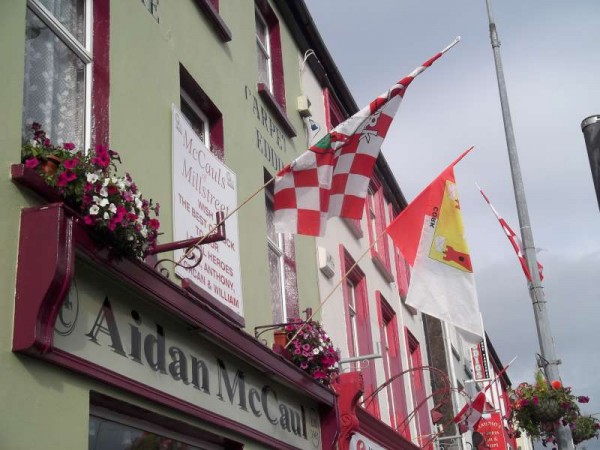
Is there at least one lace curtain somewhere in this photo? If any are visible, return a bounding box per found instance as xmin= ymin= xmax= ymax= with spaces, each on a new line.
xmin=22 ymin=0 xmax=86 ymax=148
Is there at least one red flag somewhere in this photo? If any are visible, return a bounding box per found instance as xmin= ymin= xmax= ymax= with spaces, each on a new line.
xmin=478 ymin=186 xmax=544 ymax=282
xmin=454 ymin=391 xmax=487 ymax=432
xmin=386 ymin=148 xmax=482 ymax=337
xmin=273 ymin=38 xmax=460 ymax=236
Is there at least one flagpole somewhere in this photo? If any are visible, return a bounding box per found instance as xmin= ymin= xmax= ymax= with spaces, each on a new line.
xmin=484 ymin=0 xmax=573 ymax=448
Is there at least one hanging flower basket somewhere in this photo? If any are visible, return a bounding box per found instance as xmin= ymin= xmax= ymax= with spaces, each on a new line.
xmin=530 ymin=398 xmax=563 ymax=423
xmin=509 ymin=372 xmax=590 ymax=444
xmin=571 ymin=415 xmax=600 ymax=445
xmin=280 ymin=319 xmax=340 ymax=386
xmin=21 ymin=123 xmax=160 ymax=259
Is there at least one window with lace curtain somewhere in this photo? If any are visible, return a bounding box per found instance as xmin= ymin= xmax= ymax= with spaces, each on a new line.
xmin=22 ymin=0 xmax=92 ymax=150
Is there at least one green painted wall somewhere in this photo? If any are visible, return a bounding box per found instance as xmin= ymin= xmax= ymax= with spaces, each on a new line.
xmin=0 ymin=0 xmax=320 ymax=448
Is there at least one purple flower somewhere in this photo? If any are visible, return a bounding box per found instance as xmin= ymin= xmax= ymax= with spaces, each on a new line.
xmin=63 ymin=142 xmax=75 ymax=151
xmin=578 ymin=396 xmax=590 ymax=403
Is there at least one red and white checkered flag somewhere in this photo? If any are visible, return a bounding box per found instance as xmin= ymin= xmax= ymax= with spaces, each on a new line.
xmin=273 ymin=38 xmax=460 ymax=236
xmin=478 ymin=186 xmax=544 ymax=282
xmin=454 ymin=391 xmax=487 ymax=432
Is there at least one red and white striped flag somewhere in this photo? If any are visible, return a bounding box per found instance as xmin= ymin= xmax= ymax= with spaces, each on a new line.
xmin=478 ymin=186 xmax=544 ymax=282
xmin=273 ymin=38 xmax=460 ymax=236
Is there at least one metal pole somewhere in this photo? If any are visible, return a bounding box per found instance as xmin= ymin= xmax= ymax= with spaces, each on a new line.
xmin=483 ymin=0 xmax=574 ymax=448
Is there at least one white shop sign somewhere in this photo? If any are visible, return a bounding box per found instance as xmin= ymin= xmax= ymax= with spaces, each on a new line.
xmin=54 ymin=263 xmax=322 ymax=449
xmin=350 ymin=433 xmax=387 ymax=450
xmin=171 ymin=105 xmax=243 ymax=317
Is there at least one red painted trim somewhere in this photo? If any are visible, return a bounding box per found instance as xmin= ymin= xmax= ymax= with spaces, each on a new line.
xmin=180 ymin=65 xmax=225 ymax=160
xmin=323 ymin=87 xmax=344 ymax=130
xmin=92 ymin=0 xmax=110 ymax=148
xmin=256 ymin=0 xmax=285 ymax=110
xmin=11 ymin=200 xmax=336 ymax=407
xmin=46 ymin=349 xmax=299 ymax=450
xmin=338 ymin=245 xmax=379 ymax=418
xmin=13 ymin=203 xmax=75 ymax=353
xmin=405 ymin=329 xmax=433 ymax=449
xmin=333 ymin=372 xmax=363 ymax=450
xmin=192 ymin=0 xmax=232 ymax=42
xmin=334 ymin=372 xmax=418 ymax=450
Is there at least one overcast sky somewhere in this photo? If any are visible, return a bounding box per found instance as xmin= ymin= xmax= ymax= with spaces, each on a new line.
xmin=305 ymin=0 xmax=600 ymax=445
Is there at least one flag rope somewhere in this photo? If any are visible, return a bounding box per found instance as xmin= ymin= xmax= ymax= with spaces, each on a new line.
xmin=284 ymin=224 xmax=391 ymax=349
xmin=174 ymin=176 xmax=276 ymax=265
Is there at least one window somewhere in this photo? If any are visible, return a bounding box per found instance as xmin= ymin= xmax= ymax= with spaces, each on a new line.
xmin=377 ymin=293 xmax=409 ymax=435
xmin=22 ymin=0 xmax=93 ymax=149
xmin=406 ymin=330 xmax=433 ymax=449
xmin=181 ymin=89 xmax=210 ymax=147
xmin=180 ymin=65 xmax=224 ymax=160
xmin=255 ymin=8 xmax=271 ymax=93
xmin=89 ymin=402 xmax=237 ymax=450
xmin=366 ymin=178 xmax=392 ymax=279
xmin=265 ymin=175 xmax=299 ymax=323
xmin=254 ymin=0 xmax=285 ymax=109
xmin=339 ymin=246 xmax=379 ymax=418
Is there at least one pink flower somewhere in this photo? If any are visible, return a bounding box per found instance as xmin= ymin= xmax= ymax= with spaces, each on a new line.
xmin=92 ymin=153 xmax=110 ymax=168
xmin=313 ymin=370 xmax=327 ymax=379
xmin=108 ymin=219 xmax=117 ymax=231
xmin=32 ymin=122 xmax=41 ymax=131
xmin=84 ymin=215 xmax=95 ymax=225
xmin=532 ymin=396 xmax=539 ymax=406
xmin=107 ymin=185 xmax=119 ymax=196
xmin=63 ymin=158 xmax=79 ymax=169
xmin=294 ymin=349 xmax=301 ymax=355
xmin=155 ymin=202 xmax=160 ymax=216
xmin=148 ymin=218 xmax=160 ymax=230
xmin=63 ymin=142 xmax=75 ymax=151
xmin=43 ymin=138 xmax=51 ymax=147
xmin=25 ymin=157 xmax=39 ymax=169
xmin=57 ymin=170 xmax=77 ymax=186
xmin=300 ymin=362 xmax=308 ymax=370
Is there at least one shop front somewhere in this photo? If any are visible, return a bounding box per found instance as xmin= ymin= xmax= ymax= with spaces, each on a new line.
xmin=12 ymin=197 xmax=337 ymax=449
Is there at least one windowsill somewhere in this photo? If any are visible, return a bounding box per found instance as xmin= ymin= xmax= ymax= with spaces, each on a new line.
xmin=257 ymin=83 xmax=297 ymax=137
xmin=371 ymin=252 xmax=394 ymax=283
xmin=193 ymin=0 xmax=232 ymax=42
xmin=342 ymin=218 xmax=363 ymax=239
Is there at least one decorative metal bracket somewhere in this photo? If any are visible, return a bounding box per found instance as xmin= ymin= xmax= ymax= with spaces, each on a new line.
xmin=148 ymin=211 xmax=226 ymax=277
xmin=253 ymin=321 xmax=309 ymax=340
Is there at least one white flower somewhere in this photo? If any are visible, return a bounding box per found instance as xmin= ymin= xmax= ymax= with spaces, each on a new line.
xmin=103 ymin=212 xmax=110 ymax=220
xmin=108 ymin=203 xmax=117 ymax=214
xmin=135 ymin=198 xmax=143 ymax=209
xmin=98 ymin=198 xmax=109 ymax=207
xmin=99 ymin=187 xmax=108 ymax=197
xmin=312 ymin=348 xmax=320 ymax=355
xmin=111 ymin=177 xmax=118 ymax=184
xmin=30 ymin=139 xmax=39 ymax=147
xmin=89 ymin=205 xmax=99 ymax=215
xmin=102 ymin=177 xmax=110 ymax=187
xmin=140 ymin=227 xmax=148 ymax=238
xmin=86 ymin=173 xmax=99 ymax=183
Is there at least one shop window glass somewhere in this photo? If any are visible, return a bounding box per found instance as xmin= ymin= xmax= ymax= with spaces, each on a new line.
xmin=89 ymin=415 xmax=214 ymax=450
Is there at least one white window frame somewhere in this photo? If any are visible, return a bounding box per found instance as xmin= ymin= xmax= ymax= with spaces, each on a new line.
xmin=255 ymin=7 xmax=272 ymax=92
xmin=265 ymin=189 xmax=287 ymax=322
xmin=180 ymin=88 xmax=211 ymax=148
xmin=346 ymin=279 xmax=359 ymax=358
xmin=26 ymin=0 xmax=94 ymax=150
